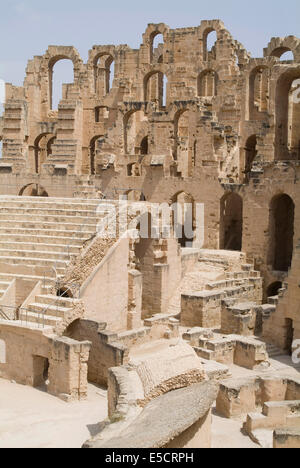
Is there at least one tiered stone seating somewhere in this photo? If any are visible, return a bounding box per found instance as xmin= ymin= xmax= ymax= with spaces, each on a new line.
xmin=0 ymin=196 xmax=110 ymax=327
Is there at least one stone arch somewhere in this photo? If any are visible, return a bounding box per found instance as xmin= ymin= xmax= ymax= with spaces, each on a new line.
xmin=19 ymin=183 xmax=49 ymax=197
xmin=275 ymin=67 xmax=300 ymax=160
xmin=268 ymin=194 xmax=295 ymax=272
xmin=220 ymin=192 xmax=243 ymax=251
xmin=33 ymin=133 xmax=55 ymax=173
xmin=271 ymin=47 xmax=294 ymax=60
xmin=150 ymin=31 xmax=164 ymax=63
xmin=56 ymin=287 xmax=73 ymax=298
xmin=95 ymin=106 xmax=109 ymax=123
xmin=127 ymin=162 xmax=141 ymax=177
xmin=264 ymin=36 xmax=300 ymax=61
xmin=48 ymin=57 xmax=74 ymax=110
xmin=93 ymin=53 xmax=115 ymax=96
xmin=198 ymin=70 xmax=218 ymax=97
xmin=267 ymin=281 xmax=282 ymax=298
xmin=43 ymin=46 xmax=83 ymax=110
xmin=203 ymin=28 xmax=218 ymax=60
xmin=123 ymin=109 xmax=149 ymax=155
xmin=143 ymin=24 xmax=169 ymax=62
xmin=47 ymin=136 xmax=56 ymax=157
xmin=144 ymin=70 xmax=167 ymax=108
xmin=171 ymin=191 xmax=195 ymax=247
xmin=249 ymin=65 xmax=270 ymax=119
xmin=89 ymin=135 xmax=104 ymax=175
xmin=243 ymin=134 xmax=258 ymax=183
xmin=140 ymin=136 xmax=149 ymax=155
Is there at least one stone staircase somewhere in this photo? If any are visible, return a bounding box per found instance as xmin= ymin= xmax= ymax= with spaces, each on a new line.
xmin=0 ymin=196 xmax=110 ymax=327
xmin=167 ymin=249 xmax=263 ymax=317
xmin=19 ymin=291 xmax=80 ymax=328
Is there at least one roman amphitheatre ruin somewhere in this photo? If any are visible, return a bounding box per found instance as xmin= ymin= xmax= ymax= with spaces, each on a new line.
xmin=0 ymin=19 xmax=299 ymax=449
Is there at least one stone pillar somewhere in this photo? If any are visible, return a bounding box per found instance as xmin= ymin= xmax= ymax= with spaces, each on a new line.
xmin=48 ymin=337 xmax=91 ymax=402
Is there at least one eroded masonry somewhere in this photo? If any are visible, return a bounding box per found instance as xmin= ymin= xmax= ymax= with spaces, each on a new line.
xmin=0 ymin=20 xmax=299 ymax=448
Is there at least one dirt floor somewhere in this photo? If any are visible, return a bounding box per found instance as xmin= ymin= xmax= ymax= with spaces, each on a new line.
xmin=0 ymin=379 xmax=107 ymax=448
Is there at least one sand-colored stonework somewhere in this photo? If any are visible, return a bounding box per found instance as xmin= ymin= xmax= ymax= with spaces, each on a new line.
xmin=0 ymin=20 xmax=299 ymax=448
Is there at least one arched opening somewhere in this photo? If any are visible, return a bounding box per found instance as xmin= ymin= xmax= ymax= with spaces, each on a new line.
xmin=270 ymin=47 xmax=294 ymax=61
xmin=269 ymin=194 xmax=295 ymax=272
xmin=49 ymin=58 xmax=74 ymax=110
xmin=244 ymin=135 xmax=257 ymax=182
xmin=150 ymin=32 xmax=164 ymax=62
xmin=95 ymin=106 xmax=109 ymax=123
xmin=34 ymin=134 xmax=55 ymax=173
xmin=203 ymin=29 xmax=217 ymax=60
xmin=19 ymin=184 xmax=48 ymax=197
xmin=47 ymin=136 xmax=56 ymax=158
xmin=57 ymin=287 xmax=73 ymax=298
xmin=140 ymin=136 xmax=148 ymax=155
xmin=249 ymin=66 xmax=269 ymax=119
xmin=172 ymin=192 xmax=195 ymax=248
xmin=220 ymin=193 xmax=243 ymax=251
xmin=267 ymin=281 xmax=282 ymax=298
xmin=198 ymin=70 xmax=218 ymax=97
xmin=89 ymin=135 xmax=103 ymax=175
xmin=285 ymin=318 xmax=294 ymax=355
xmin=124 ymin=110 xmax=148 ymax=155
xmin=127 ymin=163 xmax=141 ymax=177
xmin=144 ymin=72 xmax=167 ymax=109
xmin=94 ymin=54 xmax=114 ymax=96
xmin=275 ymin=70 xmax=300 ymax=160
xmin=33 ymin=355 xmax=49 ymax=388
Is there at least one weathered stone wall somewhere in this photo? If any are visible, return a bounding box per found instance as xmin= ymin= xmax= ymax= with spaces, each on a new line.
xmin=0 ymin=321 xmax=91 ymax=401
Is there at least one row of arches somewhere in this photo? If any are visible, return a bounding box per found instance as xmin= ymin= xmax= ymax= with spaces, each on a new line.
xmin=49 ymin=59 xmax=218 ymax=113
xmin=16 ymin=180 xmax=295 ymax=276
xmin=149 ymin=28 xmax=218 ymax=63
xmin=220 ymin=192 xmax=295 ymax=272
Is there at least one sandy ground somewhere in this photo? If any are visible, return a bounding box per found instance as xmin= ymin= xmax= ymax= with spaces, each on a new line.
xmin=0 ymin=379 xmax=107 ymax=448
xmin=211 ymin=408 xmax=260 ymax=449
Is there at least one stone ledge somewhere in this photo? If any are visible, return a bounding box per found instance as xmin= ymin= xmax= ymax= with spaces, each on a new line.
xmin=83 ymin=381 xmax=217 ymax=448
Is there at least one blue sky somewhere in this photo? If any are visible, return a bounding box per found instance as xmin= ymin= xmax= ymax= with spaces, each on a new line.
xmin=0 ymin=0 xmax=299 ymax=105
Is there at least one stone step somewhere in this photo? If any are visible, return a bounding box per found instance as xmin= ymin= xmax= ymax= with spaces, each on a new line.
xmin=0 ymin=272 xmax=56 ymax=285
xmin=0 ymin=241 xmax=82 ymax=254
xmin=0 ymin=207 xmax=103 ymax=218
xmin=34 ymin=294 xmax=75 ymax=309
xmin=0 ymin=220 xmax=97 ymax=232
xmin=19 ymin=311 xmax=62 ymax=326
xmin=266 ymin=344 xmax=283 ymax=357
xmin=0 ymin=233 xmax=88 ymax=245
xmin=27 ymin=302 xmax=71 ymax=318
xmin=0 ymin=213 xmax=101 ymax=225
xmin=0 ymin=248 xmax=73 ymax=261
xmin=0 ymin=196 xmax=102 ymax=205
xmin=0 ymin=199 xmax=101 ymax=211
xmin=0 ymin=227 xmax=93 ymax=239
xmin=0 ymin=255 xmax=68 ymax=271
